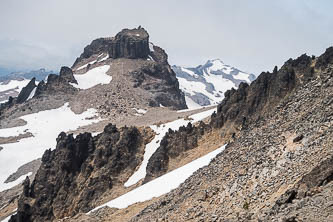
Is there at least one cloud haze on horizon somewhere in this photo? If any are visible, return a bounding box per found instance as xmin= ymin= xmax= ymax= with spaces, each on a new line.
xmin=0 ymin=0 xmax=333 ymax=74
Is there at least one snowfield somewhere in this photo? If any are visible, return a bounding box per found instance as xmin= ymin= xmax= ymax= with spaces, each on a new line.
xmin=0 ymin=103 xmax=100 ymax=192
xmin=71 ymin=65 xmax=112 ymax=90
xmin=0 ymin=79 xmax=31 ymax=93
xmin=92 ymin=144 xmax=226 ymax=211
xmin=124 ymin=108 xmax=216 ymax=187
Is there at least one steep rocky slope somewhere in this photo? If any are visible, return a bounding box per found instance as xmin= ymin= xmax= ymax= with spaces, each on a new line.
xmin=173 ymin=59 xmax=255 ymax=107
xmin=9 ymin=124 xmax=153 ymax=222
xmin=129 ymin=48 xmax=333 ymax=221
xmin=141 ymin=52 xmax=314 ymax=184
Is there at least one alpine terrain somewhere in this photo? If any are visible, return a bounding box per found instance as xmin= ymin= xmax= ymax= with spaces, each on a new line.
xmin=0 ymin=26 xmax=332 ymax=222
xmin=173 ymin=60 xmax=255 ymax=108
xmin=0 ymin=69 xmax=53 ymax=104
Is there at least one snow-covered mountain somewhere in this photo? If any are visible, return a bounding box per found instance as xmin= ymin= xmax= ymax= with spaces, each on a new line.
xmin=173 ymin=59 xmax=256 ymax=108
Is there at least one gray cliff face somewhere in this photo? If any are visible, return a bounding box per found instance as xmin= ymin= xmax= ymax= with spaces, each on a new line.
xmin=73 ymin=27 xmax=150 ymax=67
xmin=109 ymin=28 xmax=149 ymax=59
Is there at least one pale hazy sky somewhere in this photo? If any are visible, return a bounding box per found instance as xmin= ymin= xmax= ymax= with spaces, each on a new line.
xmin=0 ymin=0 xmax=332 ymax=74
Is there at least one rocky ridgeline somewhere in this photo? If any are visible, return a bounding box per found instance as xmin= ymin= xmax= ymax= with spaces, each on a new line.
xmin=144 ymin=121 xmax=211 ymax=183
xmin=1 ymin=66 xmax=77 ymax=106
xmin=210 ymin=53 xmax=314 ymax=130
xmin=72 ymin=27 xmax=187 ymax=110
xmin=9 ymin=124 xmax=149 ymax=222
xmin=130 ymin=48 xmax=333 ymax=221
xmin=0 ymin=68 xmax=77 ymax=131
xmin=143 ymin=52 xmax=316 ymax=182
xmin=35 ymin=66 xmax=77 ymax=97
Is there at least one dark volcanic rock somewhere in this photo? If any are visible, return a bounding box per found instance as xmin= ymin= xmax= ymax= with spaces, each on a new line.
xmin=109 ymin=28 xmax=149 ymax=59
xmin=73 ymin=38 xmax=112 ymax=67
xmin=35 ymin=66 xmax=77 ymax=97
xmin=73 ymin=27 xmax=149 ymax=67
xmin=16 ymin=78 xmax=36 ymax=103
xmin=145 ymin=122 xmax=210 ymax=182
xmin=10 ymin=124 xmax=144 ymax=222
xmin=131 ymin=60 xmax=187 ymax=109
xmin=59 ymin=66 xmax=77 ymax=84
xmin=210 ymin=53 xmax=314 ymax=129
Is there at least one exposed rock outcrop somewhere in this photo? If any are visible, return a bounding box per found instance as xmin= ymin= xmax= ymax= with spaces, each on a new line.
xmin=130 ymin=48 xmax=333 ymax=221
xmin=109 ymin=28 xmax=149 ymax=59
xmin=73 ymin=27 xmax=149 ymax=67
xmin=145 ymin=122 xmax=211 ymax=182
xmin=16 ymin=78 xmax=36 ymax=103
xmin=143 ymin=55 xmax=313 ymax=182
xmin=210 ymin=53 xmax=313 ymax=130
xmin=10 ymin=124 xmax=145 ymax=222
xmin=144 ymin=54 xmax=314 ymax=182
xmin=35 ymin=66 xmax=77 ymax=97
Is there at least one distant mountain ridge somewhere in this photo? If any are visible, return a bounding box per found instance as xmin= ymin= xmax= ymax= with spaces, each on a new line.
xmin=0 ymin=68 xmax=54 ymax=104
xmin=173 ymin=59 xmax=256 ymax=108
xmin=0 ymin=68 xmax=55 ymax=82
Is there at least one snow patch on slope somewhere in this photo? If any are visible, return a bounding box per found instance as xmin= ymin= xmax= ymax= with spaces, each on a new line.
xmin=92 ymin=144 xmax=226 ymax=211
xmin=0 ymin=103 xmax=100 ymax=192
xmin=27 ymin=87 xmax=36 ymax=101
xmin=71 ymin=65 xmax=111 ymax=90
xmin=0 ymin=79 xmax=31 ymax=93
xmin=184 ymin=96 xmax=201 ymax=109
xmin=124 ymin=108 xmax=216 ymax=187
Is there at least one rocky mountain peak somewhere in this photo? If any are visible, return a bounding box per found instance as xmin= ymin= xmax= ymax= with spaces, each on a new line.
xmin=109 ymin=27 xmax=149 ymax=59
xmin=35 ymin=66 xmax=77 ymax=97
xmin=73 ymin=27 xmax=150 ymax=67
xmin=59 ymin=66 xmax=77 ymax=84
